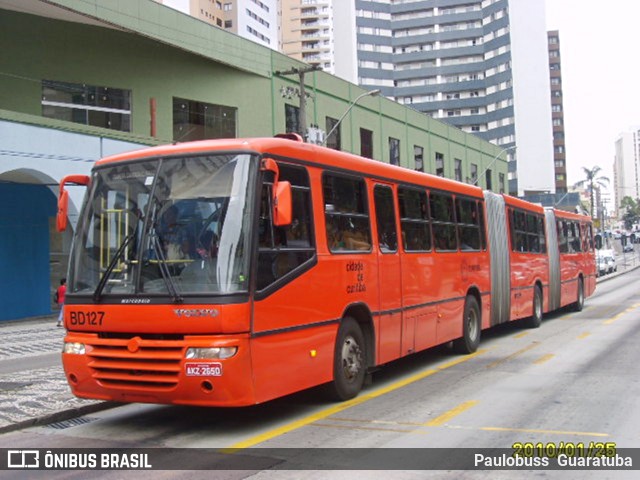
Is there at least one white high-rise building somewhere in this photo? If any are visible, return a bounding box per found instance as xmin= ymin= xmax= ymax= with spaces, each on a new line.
xmin=279 ymin=0 xmax=357 ymax=82
xmin=614 ymin=129 xmax=640 ymax=214
xmin=154 ymin=0 xmax=278 ymax=50
xmin=355 ymin=0 xmax=554 ymax=196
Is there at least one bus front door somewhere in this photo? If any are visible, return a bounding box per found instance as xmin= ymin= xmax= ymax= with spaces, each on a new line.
xmin=373 ymin=184 xmax=403 ymax=364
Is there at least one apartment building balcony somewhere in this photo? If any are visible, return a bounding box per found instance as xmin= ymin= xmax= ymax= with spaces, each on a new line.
xmin=298 ymin=9 xmax=330 ymax=20
xmin=301 ymin=31 xmax=330 ymax=41
xmin=302 ymin=52 xmax=332 ymax=63
xmin=300 ymin=19 xmax=330 ymax=30
xmin=301 ymin=43 xmax=330 ymax=54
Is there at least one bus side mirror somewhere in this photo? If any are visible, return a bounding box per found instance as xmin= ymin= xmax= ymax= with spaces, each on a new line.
xmin=57 ymin=190 xmax=69 ymax=232
xmin=57 ymin=174 xmax=90 ymax=232
xmin=261 ymin=157 xmax=292 ymax=227
xmin=273 ymin=181 xmax=292 ymax=227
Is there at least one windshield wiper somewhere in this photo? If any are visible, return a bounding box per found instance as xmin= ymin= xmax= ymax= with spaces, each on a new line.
xmin=152 ymin=234 xmax=184 ymax=304
xmin=93 ymin=233 xmax=136 ymax=302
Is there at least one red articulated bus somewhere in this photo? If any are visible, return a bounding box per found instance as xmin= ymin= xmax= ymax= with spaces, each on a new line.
xmin=57 ymin=135 xmax=595 ymax=406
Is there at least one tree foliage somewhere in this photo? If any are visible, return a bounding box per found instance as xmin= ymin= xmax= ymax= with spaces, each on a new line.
xmin=621 ymin=196 xmax=640 ymax=230
xmin=573 ymin=166 xmax=610 ymax=219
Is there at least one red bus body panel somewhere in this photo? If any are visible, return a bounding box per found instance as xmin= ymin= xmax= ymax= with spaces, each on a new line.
xmin=60 ymin=137 xmax=594 ymax=407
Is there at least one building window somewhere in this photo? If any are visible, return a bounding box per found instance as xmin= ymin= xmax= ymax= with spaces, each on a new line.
xmin=42 ymin=80 xmax=131 ymax=132
xmin=285 ymin=104 xmax=300 ymax=135
xmin=224 ymin=20 xmax=233 ymax=28
xmin=470 ymin=163 xmax=478 ymax=184
xmin=485 ymin=169 xmax=492 ymax=190
xmin=326 ymin=117 xmax=341 ymax=150
xmin=414 ymin=145 xmax=424 ymax=172
xmin=454 ymin=158 xmax=462 ymax=182
xmin=361 ymin=128 xmax=373 ymax=159
xmin=389 ymin=137 xmax=400 ymax=166
xmin=435 ymin=152 xmax=444 ymax=177
xmin=499 ymin=173 xmax=505 ymax=193
xmin=173 ymin=98 xmax=236 ymax=142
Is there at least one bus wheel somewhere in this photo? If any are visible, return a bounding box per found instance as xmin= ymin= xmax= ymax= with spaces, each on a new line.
xmin=453 ymin=295 xmax=481 ymax=354
xmin=573 ymin=278 xmax=585 ymax=312
xmin=327 ymin=317 xmax=366 ymax=401
xmin=524 ymin=285 xmax=543 ymax=328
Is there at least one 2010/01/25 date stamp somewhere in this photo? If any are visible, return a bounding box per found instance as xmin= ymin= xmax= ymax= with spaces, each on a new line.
xmin=512 ymin=441 xmax=617 ymax=458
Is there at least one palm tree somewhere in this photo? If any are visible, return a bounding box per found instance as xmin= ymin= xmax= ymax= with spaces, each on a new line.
xmin=573 ymin=166 xmax=610 ymax=219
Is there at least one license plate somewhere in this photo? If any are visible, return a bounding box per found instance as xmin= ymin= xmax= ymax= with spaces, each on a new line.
xmin=185 ymin=362 xmax=222 ymax=377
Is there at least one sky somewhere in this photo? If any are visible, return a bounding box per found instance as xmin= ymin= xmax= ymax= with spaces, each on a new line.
xmin=545 ymin=0 xmax=640 ymax=193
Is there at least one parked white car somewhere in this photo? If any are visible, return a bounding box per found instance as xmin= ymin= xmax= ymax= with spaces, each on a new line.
xmin=596 ymin=249 xmax=617 ymax=276
xmin=596 ymin=253 xmax=608 ymax=277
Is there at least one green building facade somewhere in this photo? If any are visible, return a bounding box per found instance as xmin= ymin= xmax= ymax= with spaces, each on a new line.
xmin=0 ymin=0 xmax=507 ymax=320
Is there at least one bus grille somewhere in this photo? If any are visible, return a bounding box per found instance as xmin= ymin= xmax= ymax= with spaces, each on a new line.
xmin=86 ymin=338 xmax=183 ymax=390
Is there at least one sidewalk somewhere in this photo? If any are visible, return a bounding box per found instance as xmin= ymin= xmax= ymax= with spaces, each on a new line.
xmin=0 ymin=315 xmax=113 ymax=434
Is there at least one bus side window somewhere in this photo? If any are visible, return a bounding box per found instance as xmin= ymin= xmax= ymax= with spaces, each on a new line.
xmin=398 ymin=187 xmax=430 ymax=252
xmin=323 ymin=174 xmax=371 ymax=253
xmin=557 ymin=220 xmax=569 ymax=253
xmin=538 ymin=216 xmax=547 ymax=253
xmin=374 ymin=185 xmax=398 ymax=253
xmin=430 ymin=192 xmax=456 ymax=251
xmin=256 ymin=163 xmax=315 ymax=291
xmin=456 ymin=197 xmax=481 ymax=251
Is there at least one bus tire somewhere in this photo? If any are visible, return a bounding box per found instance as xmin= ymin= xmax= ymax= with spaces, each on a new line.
xmin=572 ymin=278 xmax=585 ymax=312
xmin=327 ymin=317 xmax=366 ymax=401
xmin=524 ymin=285 xmax=543 ymax=328
xmin=453 ymin=295 xmax=481 ymax=354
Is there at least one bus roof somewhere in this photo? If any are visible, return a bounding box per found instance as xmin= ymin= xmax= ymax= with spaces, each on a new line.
xmin=96 ymin=136 xmax=485 ymax=199
xmin=502 ymin=194 xmax=545 ymax=214
xmin=551 ymin=208 xmax=592 ymax=222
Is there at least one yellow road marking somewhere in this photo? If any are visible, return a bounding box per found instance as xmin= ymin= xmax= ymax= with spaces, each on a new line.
xmin=330 ymin=417 xmax=422 ymax=427
xmin=226 ymin=349 xmax=487 ymax=449
xmin=312 ymin=422 xmax=427 ymax=434
xmin=577 ymin=332 xmax=591 ymax=339
xmin=533 ymin=353 xmax=554 ymax=365
xmin=479 ymin=426 xmax=609 ymax=437
xmin=425 ymin=400 xmax=479 ymax=427
xmin=604 ymin=303 xmax=640 ymax=325
xmin=485 ymin=342 xmax=540 ymax=369
xmin=513 ymin=332 xmax=529 ymax=339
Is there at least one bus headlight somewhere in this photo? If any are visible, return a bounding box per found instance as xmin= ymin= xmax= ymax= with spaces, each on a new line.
xmin=63 ymin=342 xmax=86 ymax=355
xmin=185 ymin=347 xmax=237 ymax=359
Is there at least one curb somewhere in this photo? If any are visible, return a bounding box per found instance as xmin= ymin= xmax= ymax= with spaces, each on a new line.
xmin=596 ymin=262 xmax=640 ymax=284
xmin=0 ymin=401 xmax=120 ymax=435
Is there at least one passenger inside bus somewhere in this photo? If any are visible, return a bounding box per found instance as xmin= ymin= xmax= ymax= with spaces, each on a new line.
xmin=327 ymin=216 xmax=371 ymax=251
xmin=158 ymin=205 xmax=191 ymax=261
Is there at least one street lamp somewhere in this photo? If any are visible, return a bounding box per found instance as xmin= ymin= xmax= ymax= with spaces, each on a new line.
xmin=323 ymin=89 xmax=381 ymax=146
xmin=473 ymin=145 xmax=516 ymax=186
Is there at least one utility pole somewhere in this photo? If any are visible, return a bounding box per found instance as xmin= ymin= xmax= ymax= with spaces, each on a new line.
xmin=274 ymin=65 xmax=320 ymax=141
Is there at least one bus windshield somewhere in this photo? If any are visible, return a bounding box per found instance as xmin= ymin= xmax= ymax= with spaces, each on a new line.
xmin=69 ymin=153 xmax=257 ymax=298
